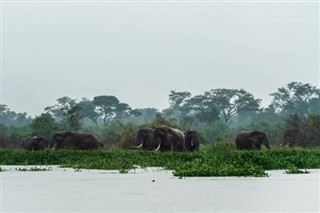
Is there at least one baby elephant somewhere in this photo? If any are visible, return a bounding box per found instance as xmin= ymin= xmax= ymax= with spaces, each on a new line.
xmin=22 ymin=136 xmax=50 ymax=151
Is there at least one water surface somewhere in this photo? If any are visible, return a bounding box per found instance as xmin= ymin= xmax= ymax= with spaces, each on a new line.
xmin=1 ymin=166 xmax=319 ymax=212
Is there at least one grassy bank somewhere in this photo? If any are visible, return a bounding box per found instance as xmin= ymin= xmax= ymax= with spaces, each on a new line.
xmin=1 ymin=147 xmax=320 ymax=177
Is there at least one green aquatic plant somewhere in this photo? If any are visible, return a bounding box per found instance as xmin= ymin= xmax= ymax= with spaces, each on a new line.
xmin=15 ymin=166 xmax=52 ymax=171
xmin=0 ymin=147 xmax=320 ymax=177
xmin=284 ymin=165 xmax=310 ymax=174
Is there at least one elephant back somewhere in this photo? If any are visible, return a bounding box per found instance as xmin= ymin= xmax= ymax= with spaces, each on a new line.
xmin=168 ymin=127 xmax=185 ymax=152
xmin=75 ymin=131 xmax=103 ymax=150
xmin=21 ymin=137 xmax=35 ymax=150
xmin=35 ymin=136 xmax=50 ymax=150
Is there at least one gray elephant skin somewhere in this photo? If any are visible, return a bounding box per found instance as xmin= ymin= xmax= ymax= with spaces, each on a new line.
xmin=151 ymin=126 xmax=185 ymax=152
xmin=22 ymin=136 xmax=50 ymax=151
xmin=133 ymin=128 xmax=155 ymax=150
xmin=184 ymin=130 xmax=200 ymax=152
xmin=50 ymin=131 xmax=103 ymax=150
xmin=235 ymin=130 xmax=271 ymax=150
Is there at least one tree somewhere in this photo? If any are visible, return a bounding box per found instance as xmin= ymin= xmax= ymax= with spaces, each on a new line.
xmin=77 ymin=98 xmax=100 ymax=125
xmin=65 ymin=104 xmax=85 ymax=130
xmin=30 ymin=113 xmax=58 ymax=137
xmin=45 ymin=97 xmax=77 ymax=122
xmin=185 ymin=94 xmax=220 ymax=123
xmin=270 ymin=82 xmax=320 ymax=116
xmin=282 ymin=113 xmax=320 ymax=147
xmin=93 ymin=95 xmax=138 ymax=125
xmin=132 ymin=108 xmax=158 ymax=123
xmin=0 ymin=105 xmax=11 ymax=125
xmin=205 ymin=89 xmax=261 ymax=125
xmin=0 ymin=104 xmax=31 ymax=126
xmin=169 ymin=90 xmax=191 ymax=114
xmin=93 ymin=95 xmax=120 ymax=125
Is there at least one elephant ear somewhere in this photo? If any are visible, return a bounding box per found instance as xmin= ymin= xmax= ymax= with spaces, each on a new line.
xmin=254 ymin=130 xmax=266 ymax=139
xmin=141 ymin=130 xmax=149 ymax=137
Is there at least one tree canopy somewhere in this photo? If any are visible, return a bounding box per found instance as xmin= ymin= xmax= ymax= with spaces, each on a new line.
xmin=270 ymin=82 xmax=320 ymax=116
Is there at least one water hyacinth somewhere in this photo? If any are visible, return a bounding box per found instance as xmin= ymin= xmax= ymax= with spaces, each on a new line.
xmin=0 ymin=146 xmax=320 ymax=177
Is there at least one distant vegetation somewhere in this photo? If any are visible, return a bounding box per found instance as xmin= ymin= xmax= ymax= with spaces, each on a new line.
xmin=0 ymin=81 xmax=319 ymax=149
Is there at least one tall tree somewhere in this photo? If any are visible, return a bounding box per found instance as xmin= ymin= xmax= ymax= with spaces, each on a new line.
xmin=184 ymin=94 xmax=220 ymax=123
xmin=77 ymin=98 xmax=100 ymax=125
xmin=270 ymin=82 xmax=320 ymax=116
xmin=93 ymin=95 xmax=138 ymax=125
xmin=0 ymin=105 xmax=31 ymax=126
xmin=169 ymin=91 xmax=191 ymax=113
xmin=93 ymin=95 xmax=119 ymax=125
xmin=205 ymin=88 xmax=261 ymax=125
xmin=45 ymin=97 xmax=77 ymax=122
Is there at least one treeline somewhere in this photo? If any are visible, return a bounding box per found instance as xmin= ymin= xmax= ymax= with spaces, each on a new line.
xmin=1 ymin=81 xmax=320 ymax=148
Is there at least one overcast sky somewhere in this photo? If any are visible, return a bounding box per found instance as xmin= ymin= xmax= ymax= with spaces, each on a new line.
xmin=1 ymin=0 xmax=319 ymax=116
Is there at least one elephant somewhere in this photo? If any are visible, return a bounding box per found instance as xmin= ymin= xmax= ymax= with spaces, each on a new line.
xmin=133 ymin=128 xmax=155 ymax=150
xmin=281 ymin=129 xmax=298 ymax=147
xmin=21 ymin=136 xmax=50 ymax=151
xmin=151 ymin=126 xmax=185 ymax=152
xmin=50 ymin=131 xmax=103 ymax=150
xmin=184 ymin=130 xmax=200 ymax=152
xmin=235 ymin=130 xmax=271 ymax=150
xmin=282 ymin=129 xmax=312 ymax=148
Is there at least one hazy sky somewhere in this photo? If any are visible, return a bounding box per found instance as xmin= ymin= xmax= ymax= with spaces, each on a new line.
xmin=1 ymin=0 xmax=319 ymax=116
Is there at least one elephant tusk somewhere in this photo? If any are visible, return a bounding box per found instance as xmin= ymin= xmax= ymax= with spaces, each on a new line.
xmin=154 ymin=144 xmax=161 ymax=151
xmin=133 ymin=143 xmax=143 ymax=148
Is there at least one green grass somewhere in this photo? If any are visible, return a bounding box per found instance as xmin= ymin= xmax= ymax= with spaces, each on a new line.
xmin=0 ymin=146 xmax=320 ymax=177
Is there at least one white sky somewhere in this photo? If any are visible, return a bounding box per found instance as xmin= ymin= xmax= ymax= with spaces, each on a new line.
xmin=1 ymin=0 xmax=319 ymax=116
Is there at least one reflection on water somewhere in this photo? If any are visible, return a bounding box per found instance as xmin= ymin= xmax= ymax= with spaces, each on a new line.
xmin=1 ymin=166 xmax=319 ymax=212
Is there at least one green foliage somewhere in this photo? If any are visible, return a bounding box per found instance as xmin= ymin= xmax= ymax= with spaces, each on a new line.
xmin=206 ymin=89 xmax=261 ymax=125
xmin=283 ymin=114 xmax=320 ymax=147
xmin=270 ymin=81 xmax=320 ymax=116
xmin=141 ymin=113 xmax=180 ymax=129
xmin=30 ymin=113 xmax=58 ymax=137
xmin=86 ymin=121 xmax=138 ymax=149
xmin=2 ymin=147 xmax=320 ymax=177
xmin=0 ymin=104 xmax=31 ymax=126
xmin=45 ymin=96 xmax=77 ymax=121
xmin=93 ymin=95 xmax=138 ymax=126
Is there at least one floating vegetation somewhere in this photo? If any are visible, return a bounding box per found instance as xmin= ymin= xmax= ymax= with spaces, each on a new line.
xmin=15 ymin=166 xmax=52 ymax=172
xmin=0 ymin=147 xmax=319 ymax=177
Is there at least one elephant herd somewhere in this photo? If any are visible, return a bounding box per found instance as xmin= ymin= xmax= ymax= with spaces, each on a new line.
xmin=133 ymin=126 xmax=200 ymax=152
xmin=21 ymin=128 xmax=271 ymax=151
xmin=134 ymin=127 xmax=271 ymax=152
xmin=21 ymin=131 xmax=104 ymax=151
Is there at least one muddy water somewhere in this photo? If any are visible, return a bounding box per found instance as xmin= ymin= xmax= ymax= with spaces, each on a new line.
xmin=0 ymin=166 xmax=319 ymax=212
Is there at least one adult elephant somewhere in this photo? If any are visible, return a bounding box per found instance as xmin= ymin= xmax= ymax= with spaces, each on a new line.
xmin=50 ymin=131 xmax=103 ymax=150
xmin=184 ymin=130 xmax=200 ymax=152
xmin=151 ymin=126 xmax=185 ymax=152
xmin=133 ymin=128 xmax=155 ymax=150
xmin=235 ymin=130 xmax=271 ymax=150
xmin=22 ymin=136 xmax=50 ymax=151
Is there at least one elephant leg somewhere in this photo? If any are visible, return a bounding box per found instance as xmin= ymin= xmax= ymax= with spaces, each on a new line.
xmin=170 ymin=142 xmax=174 ymax=152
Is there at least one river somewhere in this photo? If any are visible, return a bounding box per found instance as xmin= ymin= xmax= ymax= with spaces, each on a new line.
xmin=0 ymin=166 xmax=319 ymax=212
